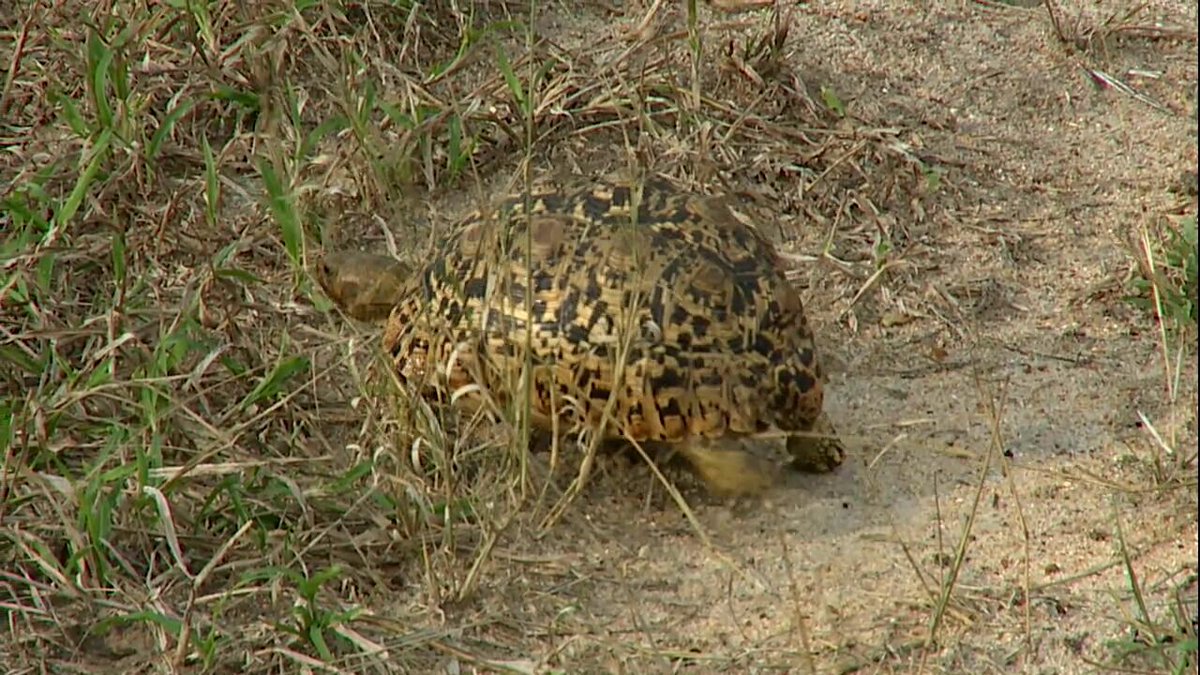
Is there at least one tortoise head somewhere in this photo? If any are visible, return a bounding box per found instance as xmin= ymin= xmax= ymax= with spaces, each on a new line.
xmin=315 ymin=251 xmax=412 ymax=323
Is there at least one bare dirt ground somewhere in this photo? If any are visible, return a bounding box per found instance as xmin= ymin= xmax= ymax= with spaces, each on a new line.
xmin=1 ymin=1 xmax=1197 ymax=673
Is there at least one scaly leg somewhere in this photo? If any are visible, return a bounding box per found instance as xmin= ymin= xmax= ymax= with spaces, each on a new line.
xmin=786 ymin=412 xmax=847 ymax=474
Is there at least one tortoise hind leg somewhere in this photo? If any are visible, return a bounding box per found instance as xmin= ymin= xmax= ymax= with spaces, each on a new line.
xmin=674 ymin=437 xmax=776 ymax=497
xmin=786 ymin=412 xmax=846 ymax=474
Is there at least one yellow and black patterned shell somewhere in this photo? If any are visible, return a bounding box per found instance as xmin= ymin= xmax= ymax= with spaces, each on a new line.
xmin=318 ymin=179 xmax=845 ymax=487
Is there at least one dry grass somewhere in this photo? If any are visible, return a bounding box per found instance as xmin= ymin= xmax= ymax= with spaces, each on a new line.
xmin=2 ymin=0 xmax=1196 ymax=673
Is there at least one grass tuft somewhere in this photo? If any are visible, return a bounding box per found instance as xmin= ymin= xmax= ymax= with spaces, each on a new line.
xmin=1128 ymin=214 xmax=1198 ymax=339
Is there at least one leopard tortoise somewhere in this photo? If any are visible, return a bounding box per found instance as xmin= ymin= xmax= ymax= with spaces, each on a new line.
xmin=316 ymin=177 xmax=846 ymax=497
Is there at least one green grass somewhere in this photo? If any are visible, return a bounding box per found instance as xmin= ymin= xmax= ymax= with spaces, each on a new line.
xmin=1092 ymin=506 xmax=1198 ymax=675
xmin=1120 ymin=213 xmax=1199 ymax=489
xmin=0 ymin=2 xmax=544 ymax=670
xmin=1128 ymin=214 xmax=1198 ymax=338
